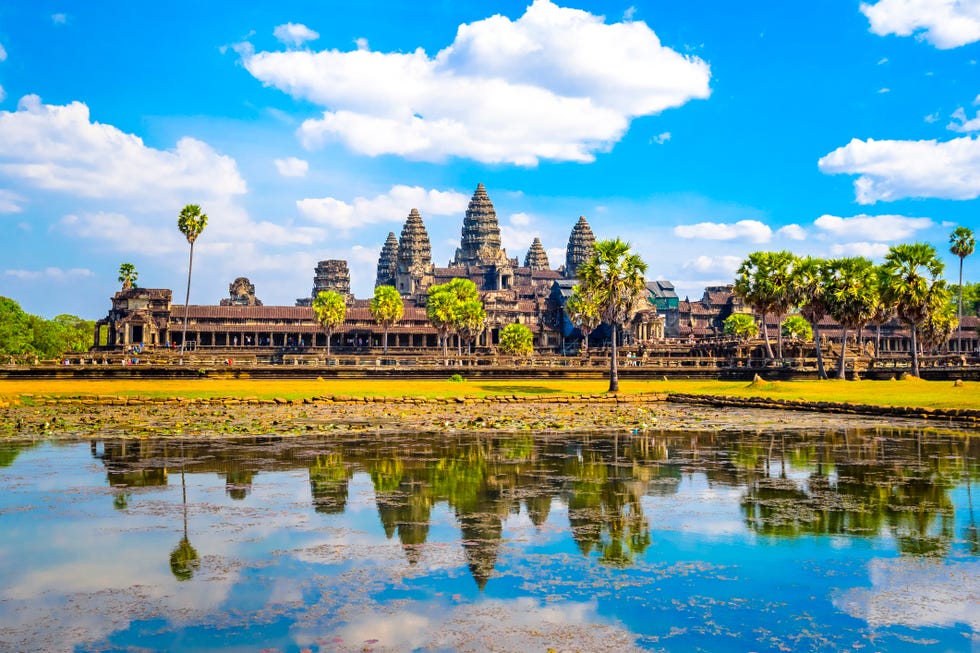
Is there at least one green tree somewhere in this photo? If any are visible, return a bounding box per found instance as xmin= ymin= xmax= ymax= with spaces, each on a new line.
xmin=53 ymin=314 xmax=95 ymax=352
xmin=312 ymin=290 xmax=346 ymax=356
xmin=949 ymin=226 xmax=975 ymax=353
xmin=177 ymin=204 xmax=208 ymax=361
xmin=564 ymin=284 xmax=602 ymax=356
xmin=789 ymin=256 xmax=830 ymax=379
xmin=499 ymin=323 xmax=533 ymax=356
xmin=370 ymin=285 xmax=404 ymax=354
xmin=950 ymin=282 xmax=980 ymax=317
xmin=426 ymin=278 xmax=480 ymax=358
xmin=883 ymin=243 xmax=946 ymax=377
xmin=734 ymin=251 xmax=795 ymax=360
xmin=781 ymin=315 xmax=813 ymax=342
xmin=723 ymin=312 xmax=759 ymax=339
xmin=825 ymin=257 xmax=879 ymax=379
xmin=117 ymin=262 xmax=138 ymax=290
xmin=578 ymin=238 xmax=648 ymax=393
xmin=455 ymin=299 xmax=487 ymax=355
xmin=28 ymin=315 xmax=67 ymax=359
xmin=920 ymin=294 xmax=956 ymax=353
xmin=0 ymin=296 xmax=33 ymax=358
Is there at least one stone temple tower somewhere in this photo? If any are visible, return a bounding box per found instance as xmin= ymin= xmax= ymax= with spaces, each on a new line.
xmin=395 ymin=209 xmax=434 ymax=295
xmin=565 ymin=216 xmax=596 ymax=279
xmin=297 ymin=260 xmax=351 ymax=305
xmin=375 ymin=231 xmax=398 ymax=288
xmin=523 ymin=237 xmax=550 ymax=271
xmin=452 ymin=183 xmax=503 ymax=267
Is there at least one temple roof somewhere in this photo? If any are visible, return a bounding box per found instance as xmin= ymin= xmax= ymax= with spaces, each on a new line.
xmin=397 ymin=209 xmax=432 ymax=270
xmin=523 ymin=237 xmax=550 ymax=271
xmin=565 ymin=216 xmax=596 ymax=279
xmin=453 ymin=183 xmax=502 ymax=266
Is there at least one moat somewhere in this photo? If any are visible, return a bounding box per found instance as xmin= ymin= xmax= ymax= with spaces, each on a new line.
xmin=1 ymin=427 xmax=977 ymax=652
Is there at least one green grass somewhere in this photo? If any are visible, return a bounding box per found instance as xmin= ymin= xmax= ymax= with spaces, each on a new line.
xmin=2 ymin=376 xmax=978 ymax=410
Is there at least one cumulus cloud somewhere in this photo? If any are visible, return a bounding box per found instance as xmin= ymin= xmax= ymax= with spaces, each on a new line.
xmin=776 ymin=224 xmax=807 ymax=240
xmin=652 ymin=131 xmax=671 ymax=144
xmin=860 ymin=0 xmax=980 ymax=48
xmin=4 ymin=267 xmax=93 ymax=281
xmin=51 ymin=13 xmax=67 ymax=25
xmin=814 ymin=214 xmax=936 ymax=240
xmin=817 ymin=136 xmax=980 ymax=202
xmin=296 ymin=185 xmax=468 ymax=231
xmin=673 ymin=219 xmax=773 ymax=243
xmin=0 ymin=95 xmax=246 ymax=205
xmin=682 ymin=255 xmax=742 ymax=276
xmin=948 ymin=106 xmax=980 ymax=132
xmin=829 ymin=242 xmax=892 ymax=258
xmin=273 ymin=23 xmax=319 ymax=47
xmin=273 ymin=156 xmax=309 ymax=177
xmin=243 ymin=0 xmax=710 ymax=165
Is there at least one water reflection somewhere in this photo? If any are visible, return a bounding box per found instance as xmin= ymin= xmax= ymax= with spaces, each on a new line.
xmin=85 ymin=428 xmax=980 ymax=581
xmin=0 ymin=426 xmax=976 ymax=653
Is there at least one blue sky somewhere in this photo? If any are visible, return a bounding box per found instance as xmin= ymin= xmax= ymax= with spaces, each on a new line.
xmin=0 ymin=0 xmax=978 ymax=319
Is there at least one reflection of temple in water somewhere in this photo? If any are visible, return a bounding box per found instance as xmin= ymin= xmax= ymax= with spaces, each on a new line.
xmin=90 ymin=429 xmax=979 ymax=587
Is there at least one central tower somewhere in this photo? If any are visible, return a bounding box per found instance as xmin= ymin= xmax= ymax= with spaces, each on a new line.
xmin=452 ymin=183 xmax=502 ymax=267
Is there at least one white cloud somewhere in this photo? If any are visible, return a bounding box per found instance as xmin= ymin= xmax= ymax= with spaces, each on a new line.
xmin=861 ymin=0 xmax=980 ymax=48
xmin=354 ymin=37 xmax=369 ymax=51
xmin=0 ymin=85 xmax=6 ymax=102
xmin=673 ymin=219 xmax=773 ymax=243
xmin=776 ymin=224 xmax=807 ymax=240
xmin=4 ymin=267 xmax=93 ymax=281
xmin=682 ymin=255 xmax=742 ymax=276
xmin=652 ymin=131 xmax=671 ymax=144
xmin=829 ymin=242 xmax=891 ymax=258
xmin=924 ymin=111 xmax=939 ymax=123
xmin=0 ymin=43 xmax=7 ymax=61
xmin=510 ymin=212 xmax=532 ymax=226
xmin=877 ymin=56 xmax=889 ymax=64
xmin=817 ymin=136 xmax=980 ymax=202
xmin=877 ymin=87 xmax=890 ymax=93
xmin=0 ymin=95 xmax=247 ymax=204
xmin=948 ymin=106 xmax=980 ymax=132
xmin=51 ymin=13 xmax=67 ymax=25
xmin=814 ymin=214 xmax=936 ymax=240
xmin=296 ymin=185 xmax=468 ymax=231
xmin=272 ymin=23 xmax=319 ymax=47
xmin=0 ymin=188 xmax=24 ymax=212
xmin=273 ymin=156 xmax=309 ymax=177
xmin=243 ymin=0 xmax=710 ymax=165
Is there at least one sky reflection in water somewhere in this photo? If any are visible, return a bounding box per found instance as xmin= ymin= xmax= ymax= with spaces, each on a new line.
xmin=0 ymin=428 xmax=977 ymax=653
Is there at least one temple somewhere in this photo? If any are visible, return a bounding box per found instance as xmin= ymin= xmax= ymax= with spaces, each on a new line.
xmin=93 ymin=182 xmax=980 ymax=357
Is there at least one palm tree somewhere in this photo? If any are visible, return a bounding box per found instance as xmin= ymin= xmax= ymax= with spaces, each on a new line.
xmin=117 ymin=262 xmax=138 ymax=290
xmin=455 ymin=298 xmax=487 ymax=356
xmin=883 ymin=243 xmax=946 ymax=377
xmin=170 ymin=444 xmax=199 ymax=581
xmin=177 ymin=204 xmax=208 ymax=362
xmin=734 ymin=251 xmax=795 ymax=360
xmin=312 ymin=290 xmax=347 ymax=356
xmin=949 ymin=226 xmax=976 ymax=354
xmin=564 ymin=284 xmax=602 ymax=357
xmin=825 ymin=257 xmax=878 ymax=379
xmin=578 ymin=238 xmax=648 ymax=393
xmin=370 ymin=285 xmax=404 ymax=354
xmin=788 ymin=256 xmax=830 ymax=379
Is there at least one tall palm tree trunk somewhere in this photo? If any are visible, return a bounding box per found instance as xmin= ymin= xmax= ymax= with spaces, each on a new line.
xmin=179 ymin=241 xmax=194 ymax=363
xmin=609 ymin=323 xmax=620 ymax=393
xmin=911 ymin=326 xmax=920 ymax=377
xmin=837 ymin=327 xmax=848 ymax=379
xmin=958 ymin=257 xmax=964 ymax=354
xmin=813 ymin=322 xmax=826 ymax=379
xmin=326 ymin=330 xmax=331 ymax=356
xmin=383 ymin=325 xmax=389 ymax=354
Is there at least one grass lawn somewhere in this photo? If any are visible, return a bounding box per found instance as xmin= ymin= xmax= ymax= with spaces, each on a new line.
xmin=1 ymin=377 xmax=977 ymax=410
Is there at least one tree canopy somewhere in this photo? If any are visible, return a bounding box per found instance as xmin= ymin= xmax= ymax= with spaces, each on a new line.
xmin=312 ymin=291 xmax=347 ymax=355
xmin=0 ymin=296 xmax=95 ymax=361
xmin=499 ymin=323 xmax=533 ymax=356
xmin=370 ymin=285 xmax=404 ymax=354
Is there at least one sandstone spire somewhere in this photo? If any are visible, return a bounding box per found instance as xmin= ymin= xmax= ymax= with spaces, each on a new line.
xmin=396 ymin=208 xmax=434 ymax=294
xmin=453 ymin=183 xmax=502 ymax=266
xmin=523 ymin=237 xmax=550 ymax=270
xmin=375 ymin=231 xmax=399 ymax=288
xmin=565 ymin=216 xmax=596 ymax=279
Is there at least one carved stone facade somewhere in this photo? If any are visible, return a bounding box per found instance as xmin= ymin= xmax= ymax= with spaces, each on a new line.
xmin=452 ymin=183 xmax=503 ymax=268
xmin=221 ymin=277 xmax=263 ymax=307
xmin=297 ymin=260 xmax=351 ymax=306
xmin=565 ymin=216 xmax=596 ymax=279
xmin=523 ymin=237 xmax=549 ymax=271
xmin=395 ymin=209 xmax=434 ymax=296
xmin=375 ymin=232 xmax=399 ymax=288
